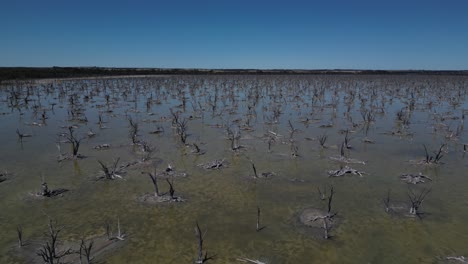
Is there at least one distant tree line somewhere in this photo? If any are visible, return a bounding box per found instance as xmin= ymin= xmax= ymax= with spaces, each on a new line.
xmin=1 ymin=67 xmax=466 ymax=82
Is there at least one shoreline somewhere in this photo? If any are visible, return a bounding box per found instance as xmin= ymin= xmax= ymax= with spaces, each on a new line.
xmin=1 ymin=67 xmax=468 ymax=83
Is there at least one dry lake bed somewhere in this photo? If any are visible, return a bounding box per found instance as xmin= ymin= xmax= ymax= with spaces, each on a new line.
xmin=0 ymin=74 xmax=467 ymax=263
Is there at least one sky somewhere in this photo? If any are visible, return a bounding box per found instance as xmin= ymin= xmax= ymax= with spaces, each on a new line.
xmin=1 ymin=0 xmax=467 ymax=70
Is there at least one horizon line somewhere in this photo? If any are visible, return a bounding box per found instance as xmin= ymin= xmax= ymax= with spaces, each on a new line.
xmin=1 ymin=66 xmax=467 ymax=72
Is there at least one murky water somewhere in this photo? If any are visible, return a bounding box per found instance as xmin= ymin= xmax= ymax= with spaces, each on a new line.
xmin=0 ymin=75 xmax=467 ymax=263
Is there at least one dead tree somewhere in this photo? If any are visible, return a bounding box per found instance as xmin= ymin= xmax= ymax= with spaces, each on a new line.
xmin=344 ymin=130 xmax=352 ymax=149
xmin=39 ymin=176 xmax=68 ymax=197
xmin=251 ymin=162 xmax=258 ymax=178
xmin=445 ymin=256 xmax=468 ymax=263
xmin=317 ymin=186 xmax=326 ymax=200
xmin=423 ymin=144 xmax=445 ymax=164
xmin=312 ymin=186 xmax=337 ymax=239
xmin=326 ymin=186 xmax=334 ymax=215
xmin=170 ymin=108 xmax=180 ymax=126
xmin=339 ymin=142 xmax=346 ymax=158
xmin=267 ymin=135 xmax=275 ymax=152
xmin=191 ymin=143 xmax=203 ymax=154
xmin=144 ymin=171 xmax=160 ymax=197
xmin=361 ymin=109 xmax=375 ymax=123
xmin=128 ymin=117 xmax=139 ymax=144
xmin=97 ymin=158 xmax=123 ymax=180
xmin=42 ymin=180 xmax=51 ymax=197
xmin=288 ymin=119 xmax=298 ymax=139
xmin=16 ymin=128 xmax=31 ymax=142
xmin=17 ymin=225 xmax=23 ymax=247
xmin=140 ymin=141 xmax=154 ymax=160
xmin=408 ymin=188 xmax=431 ymax=216
xmin=290 ymin=141 xmax=299 ymax=157
xmin=166 ymin=178 xmax=175 ymax=199
xmin=41 ymin=110 xmax=48 ymax=123
xmin=79 ymin=239 xmax=94 ymax=264
xmin=105 ymin=222 xmax=112 ymax=241
xmin=236 ymin=258 xmax=266 ymax=264
xmin=177 ymin=118 xmax=188 ymax=144
xmin=318 ymin=134 xmax=328 ymax=149
xmin=36 ymin=220 xmax=72 ymax=264
xmin=65 ymin=126 xmax=82 ymax=158
xmin=105 ymin=218 xmax=126 ymax=241
xmin=383 ymin=189 xmax=391 ymax=213
xmin=97 ymin=113 xmax=105 ymax=128
xmin=256 ymin=207 xmax=265 ymax=232
xmin=227 ymin=126 xmax=241 ymax=151
xmin=195 ymin=222 xmax=212 ymax=263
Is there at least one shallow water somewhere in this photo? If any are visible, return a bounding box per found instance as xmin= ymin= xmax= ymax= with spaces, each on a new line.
xmin=0 ymin=75 xmax=467 ymax=263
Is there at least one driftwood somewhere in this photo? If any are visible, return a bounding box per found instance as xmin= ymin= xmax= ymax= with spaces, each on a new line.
xmin=138 ymin=193 xmax=185 ymax=203
xmin=39 ymin=181 xmax=69 ymax=197
xmin=328 ymin=166 xmax=365 ymax=177
xmin=149 ymin=126 xmax=164 ymax=134
xmin=329 ymin=155 xmax=366 ymax=165
xmin=237 ymin=258 xmax=266 ymax=264
xmin=198 ymin=159 xmax=226 ymax=170
xmin=267 ymin=131 xmax=281 ymax=138
xmin=384 ymin=129 xmax=413 ymax=137
xmin=189 ymin=143 xmax=206 ymax=155
xmin=87 ymin=129 xmax=96 ymax=138
xmin=361 ymin=137 xmax=375 ymax=144
xmin=319 ymin=123 xmax=333 ymax=128
xmin=156 ymin=164 xmax=188 ymax=178
xmin=26 ymin=122 xmax=43 ymax=127
xmin=259 ymin=172 xmax=275 ymax=178
xmin=93 ymin=144 xmax=110 ymax=150
xmin=400 ymin=173 xmax=432 ymax=184
xmin=446 ymin=256 xmax=468 ymax=263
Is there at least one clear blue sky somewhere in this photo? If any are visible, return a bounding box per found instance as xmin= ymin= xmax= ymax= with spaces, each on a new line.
xmin=1 ymin=0 xmax=467 ymax=70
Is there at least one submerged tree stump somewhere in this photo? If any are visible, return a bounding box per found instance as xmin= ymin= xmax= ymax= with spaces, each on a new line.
xmin=137 ymin=193 xmax=185 ymax=204
xmin=328 ymin=166 xmax=365 ymax=177
xmin=297 ymin=207 xmax=340 ymax=239
xmin=400 ymin=173 xmax=432 ymax=184
xmin=198 ymin=159 xmax=227 ymax=170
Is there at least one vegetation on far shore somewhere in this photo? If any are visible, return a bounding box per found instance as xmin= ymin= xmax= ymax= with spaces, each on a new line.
xmin=1 ymin=66 xmax=467 ymax=82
